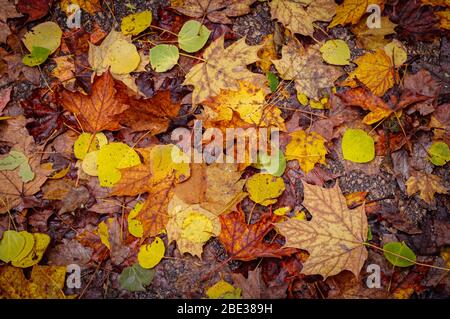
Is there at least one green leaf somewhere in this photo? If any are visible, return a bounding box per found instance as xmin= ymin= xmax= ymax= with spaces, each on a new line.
xmin=22 ymin=21 xmax=62 ymax=54
xmin=149 ymin=44 xmax=179 ymax=72
xmin=178 ymin=20 xmax=211 ymax=53
xmin=367 ymin=226 xmax=372 ymax=241
xmin=428 ymin=141 xmax=450 ymax=166
xmin=267 ymin=72 xmax=279 ymax=92
xmin=0 ymin=230 xmax=26 ymax=263
xmin=383 ymin=241 xmax=416 ymax=267
xmin=119 ymin=263 xmax=155 ymax=292
xmin=0 ymin=150 xmax=34 ymax=182
xmin=253 ymin=148 xmax=286 ymax=177
xmin=341 ymin=128 xmax=375 ymax=163
xmin=22 ymin=46 xmax=51 ymax=66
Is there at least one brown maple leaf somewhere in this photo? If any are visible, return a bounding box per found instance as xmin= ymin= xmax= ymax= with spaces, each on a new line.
xmin=218 ymin=210 xmax=296 ymax=261
xmin=406 ymin=171 xmax=448 ymax=205
xmin=115 ymin=82 xmax=180 ymax=134
xmin=275 ymin=181 xmax=368 ymax=279
xmin=231 ymin=267 xmax=288 ymax=299
xmin=60 ymin=71 xmax=128 ymax=133
xmin=171 ymin=0 xmax=256 ymax=24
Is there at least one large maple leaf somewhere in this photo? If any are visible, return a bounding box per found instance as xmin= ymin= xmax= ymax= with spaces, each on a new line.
xmin=276 ymin=181 xmax=368 ymax=279
xmin=270 ymin=0 xmax=337 ymax=36
xmin=183 ymin=36 xmax=266 ymax=105
xmin=111 ymin=145 xmax=190 ymax=237
xmin=272 ymin=41 xmax=343 ymax=100
xmin=171 ymin=0 xmax=256 ymax=24
xmin=60 ymin=71 xmax=128 ymax=132
xmin=218 ymin=210 xmax=296 ymax=261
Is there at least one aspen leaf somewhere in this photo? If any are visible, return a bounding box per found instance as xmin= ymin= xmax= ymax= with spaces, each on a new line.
xmin=383 ymin=242 xmax=416 ymax=267
xmin=183 ymin=36 xmax=266 ymax=105
xmin=119 ymin=263 xmax=155 ymax=292
xmin=285 ymin=130 xmax=327 ymax=173
xmin=150 ymin=44 xmax=179 ymax=72
xmin=11 ymin=233 xmax=51 ymax=268
xmin=73 ymin=132 xmax=108 ymax=160
xmin=166 ymin=195 xmax=221 ymax=257
xmin=274 ymin=206 xmax=291 ymax=216
xmin=206 ymin=280 xmax=241 ymax=299
xmin=0 ymin=230 xmax=25 ymax=263
xmin=121 ymin=10 xmax=152 ymax=36
xmin=343 ymin=48 xmax=395 ymax=97
xmin=97 ymin=142 xmax=141 ymax=187
xmin=406 ymin=171 xmax=448 ymax=204
xmin=98 ymin=218 xmax=112 ymax=250
xmin=276 ymin=182 xmax=368 ymax=278
xmin=427 ymin=141 xmax=450 ymax=166
xmin=0 ymin=150 xmax=34 ymax=182
xmin=22 ymin=46 xmax=51 ymax=66
xmin=341 ymin=129 xmax=375 ymax=163
xmin=138 ymin=237 xmax=165 ymax=269
xmin=11 ymin=231 xmax=35 ymax=265
xmin=82 ymin=150 xmax=99 ymax=176
xmin=246 ymin=173 xmax=285 ymax=206
xmin=23 ymin=22 xmax=62 ymax=55
xmin=178 ymin=20 xmax=211 ymax=53
xmin=253 ymin=148 xmax=286 ymax=177
xmin=128 ymin=202 xmax=144 ymax=238
xmin=320 ymin=39 xmax=350 ymax=65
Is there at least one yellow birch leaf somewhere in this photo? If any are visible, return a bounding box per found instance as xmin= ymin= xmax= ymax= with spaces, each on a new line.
xmin=285 ymin=130 xmax=327 ymax=173
xmin=82 ymin=150 xmax=99 ymax=176
xmin=341 ymin=128 xmax=375 ymax=163
xmin=11 ymin=233 xmax=51 ymax=268
xmin=0 ymin=230 xmax=25 ymax=263
xmin=246 ymin=173 xmax=285 ymax=206
xmin=11 ymin=231 xmax=35 ymax=263
xmin=98 ymin=219 xmax=111 ymax=249
xmin=73 ymin=132 xmax=107 ymax=160
xmin=138 ymin=237 xmax=165 ymax=269
xmin=23 ymin=22 xmax=62 ymax=55
xmin=128 ymin=202 xmax=144 ymax=238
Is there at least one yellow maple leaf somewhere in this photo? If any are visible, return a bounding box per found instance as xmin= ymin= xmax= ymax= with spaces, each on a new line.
xmin=329 ymin=0 xmax=385 ymax=28
xmin=285 ymin=130 xmax=327 ymax=173
xmin=270 ymin=0 xmax=337 ymax=36
xmin=275 ymin=182 xmax=368 ymax=278
xmin=201 ymin=81 xmax=285 ymax=129
xmin=343 ymin=48 xmax=395 ymax=97
xmin=436 ymin=10 xmax=450 ymax=30
xmin=183 ymin=36 xmax=267 ymax=105
xmin=406 ymin=171 xmax=448 ymax=204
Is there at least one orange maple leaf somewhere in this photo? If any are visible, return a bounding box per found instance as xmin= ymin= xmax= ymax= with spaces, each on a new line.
xmin=60 ymin=71 xmax=128 ymax=132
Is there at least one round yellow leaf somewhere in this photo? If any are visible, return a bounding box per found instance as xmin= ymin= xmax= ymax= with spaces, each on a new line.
xmin=23 ymin=22 xmax=62 ymax=54
xmin=104 ymin=39 xmax=140 ymax=74
xmin=82 ymin=150 xmax=99 ymax=176
xmin=121 ymin=10 xmax=152 ymax=36
xmin=181 ymin=211 xmax=214 ymax=243
xmin=97 ymin=142 xmax=141 ymax=187
xmin=320 ymin=39 xmax=350 ymax=66
xmin=246 ymin=173 xmax=285 ymax=206
xmin=128 ymin=202 xmax=144 ymax=238
xmin=206 ymin=280 xmax=241 ymax=299
xmin=342 ymin=128 xmax=375 ymax=163
xmin=11 ymin=231 xmax=35 ymax=263
xmin=384 ymin=40 xmax=407 ymax=67
xmin=98 ymin=219 xmax=111 ymax=250
xmin=74 ymin=132 xmax=108 ymax=160
xmin=138 ymin=237 xmax=165 ymax=269
xmin=0 ymin=230 xmax=25 ymax=263
xmin=11 ymin=233 xmax=50 ymax=268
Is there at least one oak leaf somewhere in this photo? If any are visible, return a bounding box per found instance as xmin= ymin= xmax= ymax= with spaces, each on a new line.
xmin=218 ymin=210 xmax=296 ymax=261
xmin=183 ymin=36 xmax=266 ymax=105
xmin=60 ymin=71 xmax=128 ymax=133
xmin=270 ymin=0 xmax=337 ymax=36
xmin=275 ymin=182 xmax=368 ymax=278
xmin=272 ymin=41 xmax=343 ymax=100
xmin=343 ymin=48 xmax=395 ymax=97
xmin=171 ymin=0 xmax=256 ymax=24
xmin=406 ymin=171 xmax=448 ymax=204
xmin=329 ymin=0 xmax=384 ymax=28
